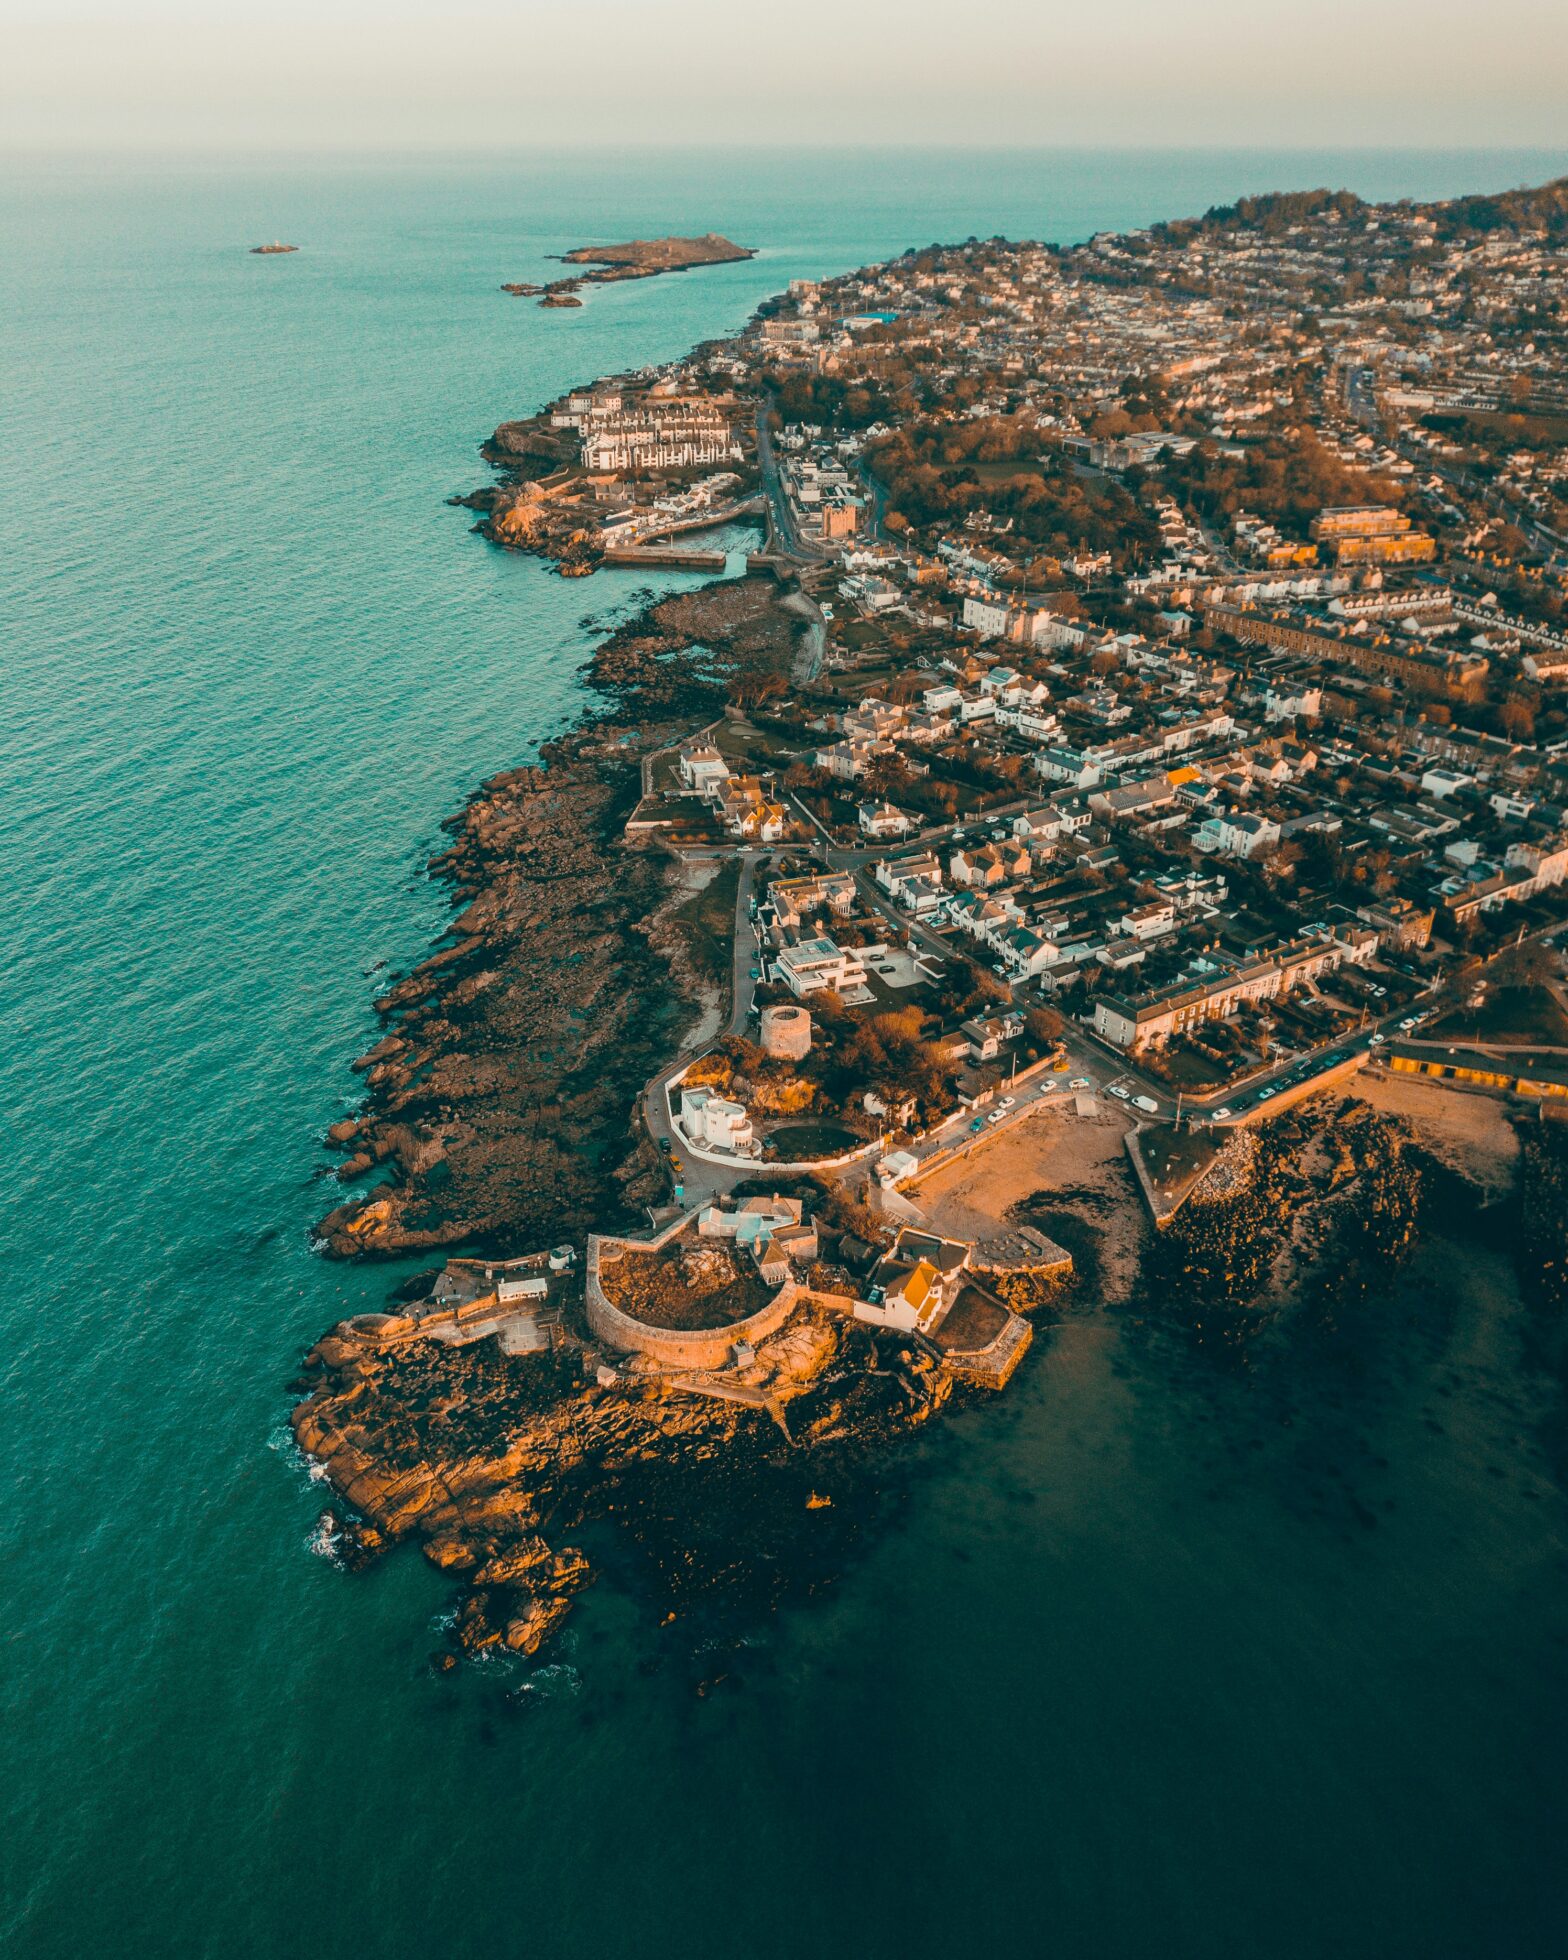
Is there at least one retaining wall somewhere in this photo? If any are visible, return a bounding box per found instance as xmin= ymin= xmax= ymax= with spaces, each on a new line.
xmin=585 ymin=1226 xmax=799 ymax=1370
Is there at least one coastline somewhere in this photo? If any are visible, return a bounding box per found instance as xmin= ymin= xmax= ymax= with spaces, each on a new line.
xmin=313 ymin=571 xmax=798 ymax=1260
xmin=290 ymin=176 xmax=1568 ymax=1668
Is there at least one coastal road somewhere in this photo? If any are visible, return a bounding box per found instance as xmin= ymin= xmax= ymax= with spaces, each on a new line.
xmin=638 ymin=849 xmax=774 ymax=1207
xmin=755 ymin=403 xmax=833 ymax=567
xmin=727 ymin=851 xmax=772 ymax=1036
xmin=755 ymin=406 xmax=806 ymax=560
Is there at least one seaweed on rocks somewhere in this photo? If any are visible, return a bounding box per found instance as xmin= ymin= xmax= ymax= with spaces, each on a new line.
xmin=1140 ymin=1098 xmax=1427 ymax=1355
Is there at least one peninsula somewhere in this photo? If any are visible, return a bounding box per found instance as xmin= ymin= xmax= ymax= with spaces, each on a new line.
xmin=502 ymin=231 xmax=753 ymax=307
xmin=296 ymin=176 xmax=1568 ymax=1668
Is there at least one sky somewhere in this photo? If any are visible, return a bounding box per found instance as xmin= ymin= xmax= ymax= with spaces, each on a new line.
xmin=4 ymin=0 xmax=1568 ymax=152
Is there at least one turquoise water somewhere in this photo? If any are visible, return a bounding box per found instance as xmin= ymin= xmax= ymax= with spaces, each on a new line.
xmin=4 ymin=149 xmax=1568 ymax=1958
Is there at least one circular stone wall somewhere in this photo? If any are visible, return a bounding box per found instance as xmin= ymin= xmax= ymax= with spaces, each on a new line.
xmin=760 ymin=1005 xmax=812 ymax=1060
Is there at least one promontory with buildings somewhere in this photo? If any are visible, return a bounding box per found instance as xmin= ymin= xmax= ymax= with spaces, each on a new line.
xmin=295 ymin=177 xmax=1568 ymax=1666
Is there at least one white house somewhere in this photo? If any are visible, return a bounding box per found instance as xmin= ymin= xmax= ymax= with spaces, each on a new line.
xmin=857 ymin=800 xmax=917 ymax=840
xmin=773 ymin=937 xmax=869 ymax=999
xmin=679 ymin=1087 xmax=756 ymax=1155
xmin=678 ymin=742 xmax=731 ymax=797
xmin=1193 ymin=811 xmax=1281 ymax=858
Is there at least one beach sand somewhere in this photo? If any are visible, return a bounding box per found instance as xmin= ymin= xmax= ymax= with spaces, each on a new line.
xmin=909 ymin=1102 xmax=1149 ymax=1303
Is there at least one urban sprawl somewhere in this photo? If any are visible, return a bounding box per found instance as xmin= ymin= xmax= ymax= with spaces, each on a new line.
xmin=407 ymin=183 xmax=1568 ymax=1431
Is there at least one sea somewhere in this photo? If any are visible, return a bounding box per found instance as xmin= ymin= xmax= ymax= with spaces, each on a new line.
xmin=4 ymin=148 xmax=1568 ymax=1960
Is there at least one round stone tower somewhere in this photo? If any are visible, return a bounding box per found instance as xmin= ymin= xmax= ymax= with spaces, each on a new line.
xmin=760 ymin=1004 xmax=812 ymax=1060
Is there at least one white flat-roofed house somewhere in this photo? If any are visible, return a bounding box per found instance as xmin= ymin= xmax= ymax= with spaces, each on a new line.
xmin=773 ymin=937 xmax=869 ymax=999
xmin=1118 ymin=900 xmax=1178 ymax=942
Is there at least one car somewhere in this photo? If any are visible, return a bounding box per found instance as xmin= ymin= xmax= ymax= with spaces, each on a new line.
xmin=1132 ymin=1095 xmax=1159 ymax=1114
xmin=1399 ymin=1015 xmax=1421 ymax=1031
xmin=987 ymin=1109 xmax=1005 ymax=1124
xmin=969 ymin=1116 xmax=985 ymax=1133
xmin=1210 ymin=1107 xmax=1233 ymax=1121
xmin=1369 ymin=985 xmax=1387 ymax=998
xmin=1108 ymin=1084 xmax=1131 ymax=1101
xmin=1369 ymin=1032 xmax=1386 ymax=1046
xmin=1069 ymin=1077 xmax=1090 ymax=1091
xmin=999 ymin=1095 xmax=1016 ymax=1109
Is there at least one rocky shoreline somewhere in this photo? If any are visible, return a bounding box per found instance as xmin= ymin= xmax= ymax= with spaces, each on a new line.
xmin=312 ymin=573 xmax=796 ymax=1261
xmin=291 ymin=567 xmax=979 ymax=1662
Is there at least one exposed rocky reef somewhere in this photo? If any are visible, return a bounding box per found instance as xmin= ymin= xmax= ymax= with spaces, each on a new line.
xmin=1142 ymin=1097 xmax=1429 ymax=1350
xmin=293 ymin=1300 xmax=954 ymax=1661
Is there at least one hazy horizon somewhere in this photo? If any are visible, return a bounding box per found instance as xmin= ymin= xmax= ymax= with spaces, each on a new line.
xmin=6 ymin=1 xmax=1568 ymax=154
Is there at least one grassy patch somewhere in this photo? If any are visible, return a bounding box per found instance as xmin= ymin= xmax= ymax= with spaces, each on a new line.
xmin=766 ymin=1121 xmax=861 ymax=1161
xmin=1139 ymin=1125 xmax=1220 ymax=1197
xmin=1428 ymin=984 xmax=1568 ymax=1049
xmin=668 ymin=859 xmax=742 ymax=990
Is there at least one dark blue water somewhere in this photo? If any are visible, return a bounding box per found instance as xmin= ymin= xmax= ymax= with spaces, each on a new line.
xmin=5 ymin=149 xmax=1568 ymax=1959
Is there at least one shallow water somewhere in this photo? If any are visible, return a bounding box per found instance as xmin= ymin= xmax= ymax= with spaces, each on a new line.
xmin=4 ymin=147 xmax=1568 ymax=1958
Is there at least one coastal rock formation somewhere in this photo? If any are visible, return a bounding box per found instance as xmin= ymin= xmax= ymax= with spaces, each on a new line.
xmin=292 ymin=1299 xmax=956 ymax=1660
xmin=502 ymin=234 xmax=753 ymax=306
xmin=313 ymin=573 xmax=799 ymax=1261
xmin=560 ymin=234 xmax=753 ymax=275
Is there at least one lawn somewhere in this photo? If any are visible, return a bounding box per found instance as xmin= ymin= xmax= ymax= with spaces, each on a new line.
xmin=766 ymin=1121 xmax=861 ymax=1162
xmin=1138 ymin=1126 xmax=1220 ymax=1198
xmin=1428 ymin=984 xmax=1568 ymax=1049
xmin=1157 ymin=1045 xmax=1234 ymax=1091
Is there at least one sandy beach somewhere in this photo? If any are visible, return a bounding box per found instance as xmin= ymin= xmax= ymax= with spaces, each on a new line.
xmin=909 ymin=1100 xmax=1149 ymax=1303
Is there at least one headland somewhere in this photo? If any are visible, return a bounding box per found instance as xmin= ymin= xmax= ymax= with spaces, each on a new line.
xmin=296 ymin=175 xmax=1568 ymax=1668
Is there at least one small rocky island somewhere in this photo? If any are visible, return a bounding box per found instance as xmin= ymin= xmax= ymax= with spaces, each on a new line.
xmin=503 ymin=232 xmax=753 ymax=307
xmin=250 ymin=242 xmax=299 ymax=255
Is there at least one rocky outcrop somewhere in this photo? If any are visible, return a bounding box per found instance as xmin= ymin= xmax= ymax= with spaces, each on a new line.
xmin=293 ymin=1296 xmax=957 ymax=1663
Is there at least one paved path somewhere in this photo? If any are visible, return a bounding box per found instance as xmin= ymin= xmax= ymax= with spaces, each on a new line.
xmin=638 ymin=849 xmax=775 ymax=1207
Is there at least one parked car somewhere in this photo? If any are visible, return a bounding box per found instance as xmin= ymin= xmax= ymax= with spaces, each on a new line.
xmin=1210 ymin=1106 xmax=1233 ymax=1121
xmin=987 ymin=1109 xmax=1005 ymax=1124
xmin=1132 ymin=1095 xmax=1159 ymax=1114
xmin=1399 ymin=1015 xmax=1421 ymax=1031
xmin=999 ymin=1095 xmax=1016 ymax=1109
xmin=1069 ymin=1077 xmax=1090 ymax=1091
xmin=1108 ymin=1084 xmax=1131 ymax=1101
